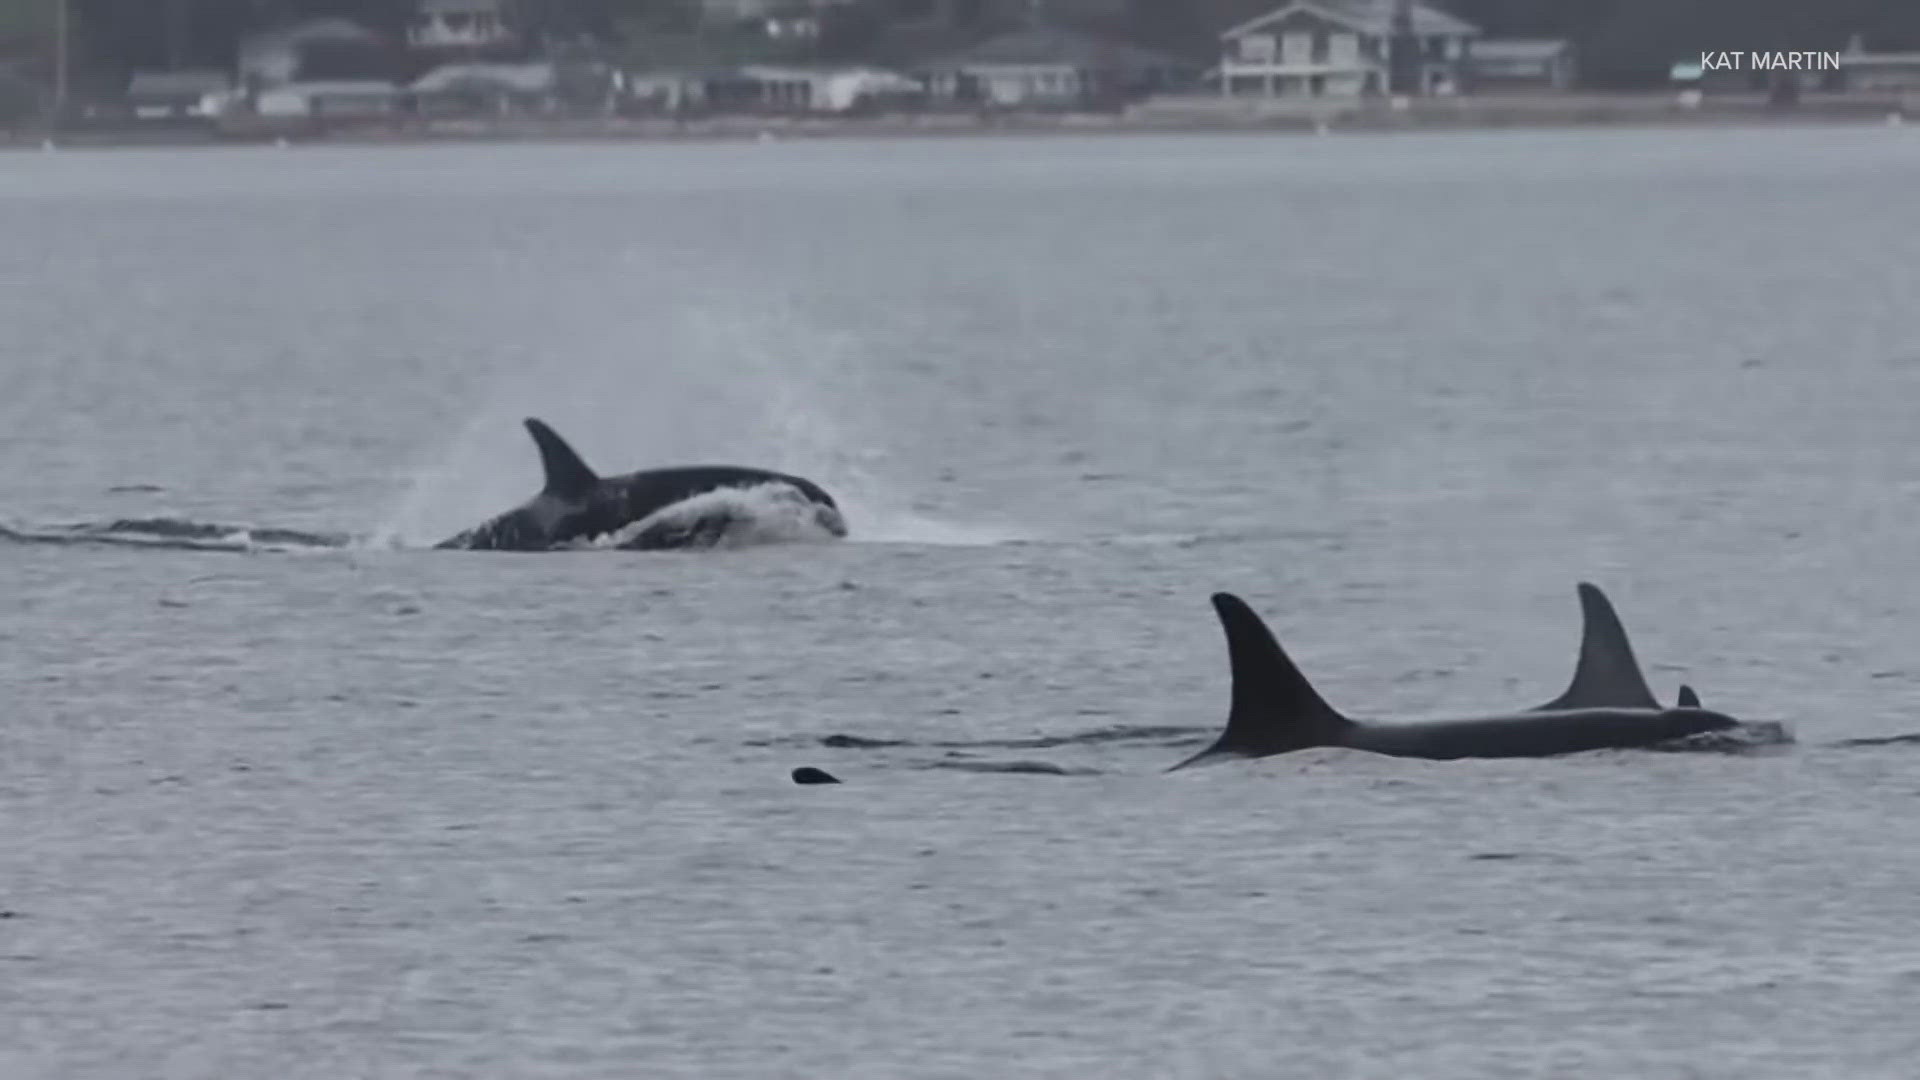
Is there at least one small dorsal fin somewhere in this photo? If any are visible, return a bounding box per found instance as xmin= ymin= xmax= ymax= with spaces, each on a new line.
xmin=523 ymin=418 xmax=598 ymax=497
xmin=1536 ymin=582 xmax=1660 ymax=711
xmin=792 ymin=767 xmax=841 ymax=785
xmin=1677 ymin=685 xmax=1701 ymax=709
xmin=1168 ymin=593 xmax=1352 ymax=771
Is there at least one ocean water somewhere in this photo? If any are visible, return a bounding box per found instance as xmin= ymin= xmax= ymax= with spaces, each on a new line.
xmin=4 ymin=126 xmax=1920 ymax=1078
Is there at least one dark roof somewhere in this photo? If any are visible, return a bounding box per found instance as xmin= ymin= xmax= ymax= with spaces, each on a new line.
xmin=922 ymin=27 xmax=1190 ymax=73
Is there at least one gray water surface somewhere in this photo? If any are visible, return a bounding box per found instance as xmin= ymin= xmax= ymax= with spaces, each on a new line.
xmin=5 ymin=127 xmax=1920 ymax=1078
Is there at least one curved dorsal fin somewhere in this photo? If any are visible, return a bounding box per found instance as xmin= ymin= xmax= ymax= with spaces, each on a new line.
xmin=1168 ymin=593 xmax=1352 ymax=771
xmin=523 ymin=418 xmax=598 ymax=497
xmin=1536 ymin=582 xmax=1660 ymax=711
xmin=1677 ymin=685 xmax=1701 ymax=709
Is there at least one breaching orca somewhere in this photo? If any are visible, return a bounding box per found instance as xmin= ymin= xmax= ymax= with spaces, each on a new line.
xmin=435 ymin=418 xmax=847 ymax=551
xmin=1169 ymin=593 xmax=1742 ymax=770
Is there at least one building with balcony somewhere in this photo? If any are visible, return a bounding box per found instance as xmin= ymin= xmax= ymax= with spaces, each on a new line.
xmin=1215 ymin=0 xmax=1479 ymax=99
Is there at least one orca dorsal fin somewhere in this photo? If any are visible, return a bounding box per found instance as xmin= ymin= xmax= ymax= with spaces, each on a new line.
xmin=1677 ymin=685 xmax=1702 ymax=709
xmin=1169 ymin=593 xmax=1352 ymax=771
xmin=1536 ymin=582 xmax=1660 ymax=711
xmin=523 ymin=418 xmax=598 ymax=498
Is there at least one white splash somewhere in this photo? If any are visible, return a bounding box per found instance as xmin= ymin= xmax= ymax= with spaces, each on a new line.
xmin=576 ymin=482 xmax=845 ymax=551
xmin=371 ymin=289 xmax=1030 ymax=549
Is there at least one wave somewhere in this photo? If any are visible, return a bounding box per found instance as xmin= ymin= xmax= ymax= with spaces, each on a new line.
xmin=918 ymin=759 xmax=1103 ymax=777
xmin=2 ymin=486 xmax=852 ymax=555
xmin=1831 ymin=731 xmax=1920 ymax=748
xmin=748 ymin=724 xmax=1212 ymax=753
xmin=0 ymin=517 xmax=350 ymax=553
xmin=1648 ymin=719 xmax=1796 ymax=754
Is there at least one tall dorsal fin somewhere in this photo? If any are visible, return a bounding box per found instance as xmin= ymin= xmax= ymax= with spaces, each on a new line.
xmin=523 ymin=418 xmax=598 ymax=497
xmin=1677 ymin=685 xmax=1702 ymax=709
xmin=1168 ymin=593 xmax=1353 ymax=771
xmin=1535 ymin=582 xmax=1660 ymax=711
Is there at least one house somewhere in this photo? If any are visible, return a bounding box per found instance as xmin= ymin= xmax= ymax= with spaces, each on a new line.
xmin=697 ymin=0 xmax=860 ymax=27
xmin=891 ymin=0 xmax=1130 ymax=27
xmin=918 ymin=26 xmax=1192 ymax=109
xmin=1464 ymin=38 xmax=1574 ymax=90
xmin=408 ymin=0 xmax=518 ymax=53
xmin=1838 ymin=51 xmax=1920 ymax=94
xmin=127 ymin=69 xmax=231 ymax=119
xmin=621 ymin=69 xmax=716 ymax=114
xmin=1215 ymin=0 xmax=1479 ymax=99
xmin=255 ymin=80 xmax=404 ymax=118
xmin=619 ymin=64 xmax=920 ymax=115
xmin=705 ymin=65 xmax=925 ymax=113
xmin=411 ymin=61 xmax=558 ymax=116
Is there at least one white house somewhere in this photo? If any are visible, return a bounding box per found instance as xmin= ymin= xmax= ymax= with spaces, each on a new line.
xmin=256 ymin=80 xmax=404 ymax=118
xmin=706 ymin=65 xmax=924 ymax=112
xmin=919 ymin=26 xmax=1191 ymax=109
xmin=1465 ymin=38 xmax=1575 ymax=90
xmin=412 ymin=62 xmax=560 ymax=115
xmin=697 ymin=0 xmax=859 ymax=26
xmin=1838 ymin=50 xmax=1920 ymax=94
xmin=1215 ymin=0 xmax=1480 ymax=99
xmin=127 ymin=69 xmax=231 ymax=119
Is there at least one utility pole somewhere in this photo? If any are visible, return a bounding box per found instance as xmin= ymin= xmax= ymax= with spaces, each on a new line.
xmin=54 ymin=0 xmax=70 ymax=118
xmin=1387 ymin=0 xmax=1418 ymax=97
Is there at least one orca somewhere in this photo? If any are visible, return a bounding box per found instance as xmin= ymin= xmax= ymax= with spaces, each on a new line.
xmin=1531 ymin=582 xmax=1697 ymax=712
xmin=1169 ymin=593 xmax=1742 ymax=770
xmin=435 ymin=418 xmax=848 ymax=551
xmin=792 ymin=767 xmax=842 ymax=785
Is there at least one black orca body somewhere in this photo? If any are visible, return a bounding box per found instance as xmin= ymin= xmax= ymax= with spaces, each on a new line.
xmin=436 ymin=418 xmax=848 ymax=552
xmin=1170 ymin=593 xmax=1742 ymax=770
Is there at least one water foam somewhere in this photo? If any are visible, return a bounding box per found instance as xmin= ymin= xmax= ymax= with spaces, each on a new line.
xmin=573 ymin=481 xmax=845 ymax=551
xmin=0 ymin=517 xmax=348 ymax=553
xmin=373 ymin=291 xmax=1029 ymax=549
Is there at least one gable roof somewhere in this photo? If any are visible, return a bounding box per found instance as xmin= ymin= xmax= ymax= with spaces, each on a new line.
xmin=1223 ymin=1 xmax=1478 ymax=41
xmin=923 ymin=26 xmax=1190 ymax=73
xmin=412 ymin=62 xmax=556 ymax=93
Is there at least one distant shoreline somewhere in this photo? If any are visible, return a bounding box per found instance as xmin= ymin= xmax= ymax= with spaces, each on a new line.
xmin=5 ymin=91 xmax=1913 ymax=151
